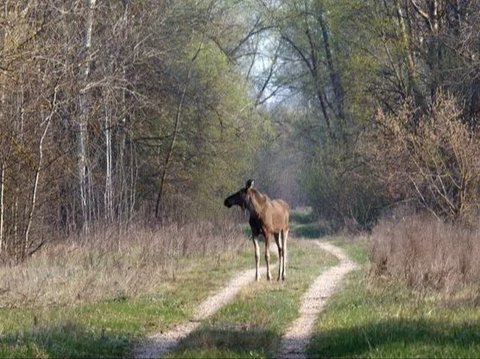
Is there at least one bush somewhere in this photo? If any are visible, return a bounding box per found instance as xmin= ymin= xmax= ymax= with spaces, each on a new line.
xmin=370 ymin=93 xmax=480 ymax=223
xmin=303 ymin=141 xmax=387 ymax=230
xmin=371 ymin=215 xmax=480 ymax=292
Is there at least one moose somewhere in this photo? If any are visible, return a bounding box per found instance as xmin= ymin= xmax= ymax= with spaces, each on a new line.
xmin=224 ymin=180 xmax=289 ymax=281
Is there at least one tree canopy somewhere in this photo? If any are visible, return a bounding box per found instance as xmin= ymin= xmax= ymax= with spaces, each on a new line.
xmin=1 ymin=0 xmax=480 ymax=260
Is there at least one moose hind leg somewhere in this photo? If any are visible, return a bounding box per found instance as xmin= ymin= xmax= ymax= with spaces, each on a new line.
xmin=281 ymin=229 xmax=288 ymax=281
xmin=274 ymin=233 xmax=283 ymax=281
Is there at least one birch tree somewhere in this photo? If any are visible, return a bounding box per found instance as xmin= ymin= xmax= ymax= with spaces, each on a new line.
xmin=77 ymin=0 xmax=96 ymax=234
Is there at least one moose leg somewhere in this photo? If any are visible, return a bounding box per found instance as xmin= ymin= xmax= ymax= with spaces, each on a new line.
xmin=252 ymin=236 xmax=261 ymax=281
xmin=274 ymin=233 xmax=283 ymax=281
xmin=265 ymin=233 xmax=272 ymax=281
xmin=281 ymin=229 xmax=288 ymax=281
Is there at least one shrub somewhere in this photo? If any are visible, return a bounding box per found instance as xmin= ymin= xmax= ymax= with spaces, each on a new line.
xmin=371 ymin=215 xmax=480 ymax=292
xmin=369 ymin=93 xmax=480 ymax=223
xmin=303 ymin=141 xmax=387 ymax=230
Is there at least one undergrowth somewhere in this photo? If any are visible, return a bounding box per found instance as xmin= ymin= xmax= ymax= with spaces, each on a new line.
xmin=370 ymin=215 xmax=480 ymax=293
xmin=0 ymin=219 xmax=245 ymax=308
xmin=0 ymin=218 xmax=252 ymax=358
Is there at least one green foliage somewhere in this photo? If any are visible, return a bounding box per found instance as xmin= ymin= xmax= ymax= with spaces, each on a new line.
xmin=290 ymin=222 xmax=329 ymax=239
xmin=302 ymin=142 xmax=387 ymax=229
xmin=185 ymin=45 xmax=263 ymax=213
xmin=256 ymin=0 xmax=480 ymax=229
xmin=251 ymin=107 xmax=305 ymax=206
xmin=320 ymin=0 xmax=384 ymax=123
xmin=137 ymin=19 xmax=265 ymax=218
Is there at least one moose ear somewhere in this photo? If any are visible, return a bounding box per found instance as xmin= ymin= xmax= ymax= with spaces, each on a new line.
xmin=245 ymin=179 xmax=254 ymax=189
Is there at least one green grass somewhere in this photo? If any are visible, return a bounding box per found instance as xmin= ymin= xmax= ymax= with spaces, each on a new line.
xmin=289 ymin=209 xmax=331 ymax=239
xmin=0 ymin=321 xmax=130 ymax=359
xmin=330 ymin=236 xmax=370 ymax=265
xmin=308 ymin=241 xmax=480 ymax=358
xmin=290 ymin=223 xmax=328 ymax=239
xmin=289 ymin=210 xmax=315 ymax=225
xmin=167 ymin=240 xmax=338 ymax=359
xmin=0 ymin=251 xmax=255 ymax=358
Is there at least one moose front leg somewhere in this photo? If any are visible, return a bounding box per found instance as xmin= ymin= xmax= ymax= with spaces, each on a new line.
xmin=252 ymin=236 xmax=261 ymax=281
xmin=265 ymin=233 xmax=272 ymax=281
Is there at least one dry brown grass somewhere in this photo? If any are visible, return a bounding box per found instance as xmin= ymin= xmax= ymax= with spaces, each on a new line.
xmin=370 ymin=215 xmax=480 ymax=292
xmin=0 ymin=217 xmax=247 ymax=308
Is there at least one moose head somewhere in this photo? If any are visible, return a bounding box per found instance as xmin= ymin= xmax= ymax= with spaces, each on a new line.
xmin=223 ymin=179 xmax=254 ymax=209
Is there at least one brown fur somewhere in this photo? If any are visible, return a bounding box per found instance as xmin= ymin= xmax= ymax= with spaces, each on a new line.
xmin=224 ymin=181 xmax=290 ymax=281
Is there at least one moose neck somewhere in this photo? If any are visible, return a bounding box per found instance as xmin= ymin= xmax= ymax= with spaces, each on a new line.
xmin=246 ymin=189 xmax=267 ymax=218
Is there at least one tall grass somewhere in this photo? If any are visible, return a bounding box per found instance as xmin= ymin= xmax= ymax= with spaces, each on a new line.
xmin=0 ymin=217 xmax=247 ymax=309
xmin=371 ymin=215 xmax=480 ymax=292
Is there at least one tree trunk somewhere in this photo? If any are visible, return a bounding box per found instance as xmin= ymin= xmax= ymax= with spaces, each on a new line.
xmin=155 ymin=81 xmax=188 ymax=218
xmin=155 ymin=38 xmax=205 ymax=218
xmin=24 ymin=87 xmax=57 ymax=258
xmin=78 ymin=0 xmax=96 ymax=234
xmin=429 ymin=0 xmax=440 ymax=99
xmin=0 ymin=161 xmax=4 ymax=255
xmin=0 ymin=21 xmax=5 ymax=256
xmin=317 ymin=7 xmax=345 ymax=125
xmin=395 ymin=0 xmax=423 ymax=106
xmin=104 ymin=105 xmax=113 ymax=223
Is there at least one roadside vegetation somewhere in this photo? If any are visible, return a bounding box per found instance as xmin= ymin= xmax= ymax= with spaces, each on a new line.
xmin=371 ymin=215 xmax=480 ymax=292
xmin=309 ymin=234 xmax=480 ymax=358
xmin=0 ymin=220 xmax=253 ymax=358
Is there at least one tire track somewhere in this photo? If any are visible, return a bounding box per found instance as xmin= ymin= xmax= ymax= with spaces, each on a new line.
xmin=278 ymin=241 xmax=359 ymax=359
xmin=134 ymin=266 xmax=269 ymax=359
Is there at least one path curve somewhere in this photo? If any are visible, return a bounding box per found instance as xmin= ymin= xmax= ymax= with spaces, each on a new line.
xmin=278 ymin=241 xmax=359 ymax=359
xmin=134 ymin=266 xmax=270 ymax=359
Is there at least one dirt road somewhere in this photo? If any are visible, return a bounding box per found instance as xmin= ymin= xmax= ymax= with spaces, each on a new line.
xmin=134 ymin=266 xmax=269 ymax=358
xmin=134 ymin=241 xmax=357 ymax=358
xmin=278 ymin=242 xmax=359 ymax=359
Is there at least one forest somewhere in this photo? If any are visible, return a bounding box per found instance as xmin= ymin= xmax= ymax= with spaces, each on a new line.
xmin=1 ymin=0 xmax=480 ymax=261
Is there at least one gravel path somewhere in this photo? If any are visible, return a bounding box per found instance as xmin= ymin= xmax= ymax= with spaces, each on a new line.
xmin=134 ymin=266 xmax=269 ymax=359
xmin=278 ymin=241 xmax=359 ymax=359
